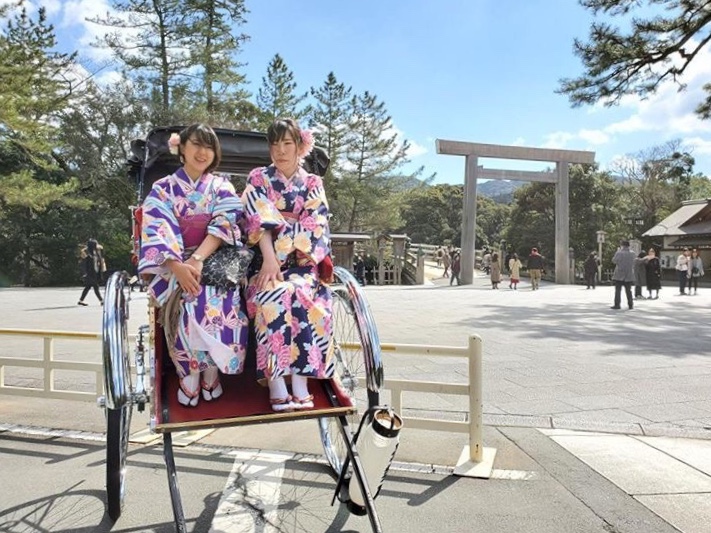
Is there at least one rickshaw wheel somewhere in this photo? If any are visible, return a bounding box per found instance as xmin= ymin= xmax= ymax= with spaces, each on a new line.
xmin=319 ymin=267 xmax=383 ymax=478
xmin=102 ymin=271 xmax=133 ymax=521
xmin=106 ymin=404 xmax=131 ymax=520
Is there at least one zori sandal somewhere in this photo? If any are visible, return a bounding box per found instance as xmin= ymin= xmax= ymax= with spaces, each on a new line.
xmin=270 ymin=395 xmax=294 ymax=413
xmin=291 ymin=394 xmax=314 ymax=410
xmin=201 ymin=376 xmax=223 ymax=402
xmin=177 ymin=380 xmax=199 ymax=407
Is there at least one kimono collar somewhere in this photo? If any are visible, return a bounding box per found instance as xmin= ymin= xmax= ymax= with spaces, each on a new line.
xmin=271 ymin=164 xmax=307 ymax=186
xmin=175 ymin=167 xmax=211 ymax=193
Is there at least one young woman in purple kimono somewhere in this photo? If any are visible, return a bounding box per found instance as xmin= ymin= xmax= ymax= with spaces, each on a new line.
xmin=243 ymin=118 xmax=333 ymax=412
xmin=139 ymin=124 xmax=249 ymax=407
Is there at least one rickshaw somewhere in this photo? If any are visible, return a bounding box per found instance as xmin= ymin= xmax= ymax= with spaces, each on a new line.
xmin=99 ymin=126 xmax=390 ymax=532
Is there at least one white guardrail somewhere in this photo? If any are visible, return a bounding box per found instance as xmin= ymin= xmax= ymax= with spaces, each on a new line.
xmin=0 ymin=329 xmax=495 ymax=476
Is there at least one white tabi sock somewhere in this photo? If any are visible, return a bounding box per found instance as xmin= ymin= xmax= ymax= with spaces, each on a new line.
xmin=291 ymin=373 xmax=310 ymax=399
xmin=268 ymin=377 xmax=289 ymax=400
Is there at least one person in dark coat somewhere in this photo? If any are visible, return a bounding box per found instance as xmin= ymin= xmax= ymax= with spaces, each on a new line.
xmin=611 ymin=240 xmax=635 ymax=310
xmin=644 ymin=247 xmax=662 ymax=299
xmin=583 ymin=252 xmax=600 ymax=289
xmin=353 ymin=254 xmax=366 ymax=285
xmin=78 ymin=239 xmax=105 ymax=306
xmin=450 ymin=251 xmax=461 ymax=286
xmin=633 ymin=251 xmax=648 ymax=300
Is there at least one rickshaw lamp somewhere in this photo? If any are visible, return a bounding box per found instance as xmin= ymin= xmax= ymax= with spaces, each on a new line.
xmin=347 ymin=407 xmax=403 ymax=515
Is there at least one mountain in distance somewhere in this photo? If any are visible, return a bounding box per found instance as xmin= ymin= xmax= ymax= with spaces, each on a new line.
xmin=478 ymin=179 xmax=525 ymax=203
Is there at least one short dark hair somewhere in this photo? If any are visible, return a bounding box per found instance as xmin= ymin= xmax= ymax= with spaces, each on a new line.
xmin=179 ymin=123 xmax=221 ymax=173
xmin=621 ymin=240 xmax=630 ymax=247
xmin=267 ymin=118 xmax=303 ymax=151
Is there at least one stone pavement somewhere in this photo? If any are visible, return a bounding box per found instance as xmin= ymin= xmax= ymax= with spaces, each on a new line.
xmin=1 ymin=279 xmax=711 ymax=531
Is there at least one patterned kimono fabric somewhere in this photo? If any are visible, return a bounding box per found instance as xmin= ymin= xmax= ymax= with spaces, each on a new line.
xmin=243 ymin=165 xmax=334 ymax=382
xmin=138 ymin=168 xmax=249 ymax=380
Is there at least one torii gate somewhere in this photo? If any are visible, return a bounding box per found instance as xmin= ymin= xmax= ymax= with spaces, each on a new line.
xmin=436 ymin=140 xmax=596 ymax=284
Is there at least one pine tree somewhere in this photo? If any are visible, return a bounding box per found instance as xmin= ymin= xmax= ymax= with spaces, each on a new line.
xmin=0 ymin=5 xmax=76 ymax=152
xmin=181 ymin=0 xmax=257 ymax=126
xmin=88 ymin=0 xmax=191 ymax=122
xmin=0 ymin=6 xmax=91 ymax=286
xmin=558 ymin=0 xmax=711 ymax=118
xmin=309 ymin=72 xmax=352 ymax=194
xmin=335 ymin=91 xmax=416 ymax=232
xmin=256 ymin=54 xmax=308 ymax=130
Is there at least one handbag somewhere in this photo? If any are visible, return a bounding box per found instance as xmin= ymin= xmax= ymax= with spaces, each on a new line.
xmin=201 ymin=216 xmax=254 ymax=290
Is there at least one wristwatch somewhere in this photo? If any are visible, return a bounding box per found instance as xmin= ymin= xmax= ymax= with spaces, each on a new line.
xmin=190 ymin=253 xmax=204 ymax=262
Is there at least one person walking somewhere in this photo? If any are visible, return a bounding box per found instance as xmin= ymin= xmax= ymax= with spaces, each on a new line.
xmin=583 ymin=252 xmax=600 ymax=289
xmin=77 ymin=238 xmax=105 ymax=306
xmin=527 ymin=247 xmax=544 ymax=290
xmin=611 ymin=240 xmax=636 ymax=310
xmin=508 ymin=253 xmax=522 ymax=290
xmin=633 ymin=251 xmax=648 ymax=300
xmin=687 ymin=248 xmax=704 ymax=295
xmin=442 ymin=250 xmax=451 ymax=278
xmin=450 ymin=251 xmax=461 ymax=286
xmin=644 ymin=247 xmax=662 ymax=299
xmin=490 ymin=253 xmax=501 ymax=289
xmin=675 ymin=248 xmax=691 ymax=295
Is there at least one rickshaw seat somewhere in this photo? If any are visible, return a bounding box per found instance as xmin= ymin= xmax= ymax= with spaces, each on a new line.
xmin=151 ymin=321 xmax=355 ymax=433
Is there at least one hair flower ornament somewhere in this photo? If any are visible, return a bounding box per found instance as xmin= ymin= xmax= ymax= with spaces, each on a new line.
xmin=168 ymin=133 xmax=181 ymax=155
xmin=298 ymin=129 xmax=314 ymax=158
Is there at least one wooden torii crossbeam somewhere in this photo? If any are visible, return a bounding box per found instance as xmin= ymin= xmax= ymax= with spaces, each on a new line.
xmin=436 ymin=140 xmax=595 ymax=285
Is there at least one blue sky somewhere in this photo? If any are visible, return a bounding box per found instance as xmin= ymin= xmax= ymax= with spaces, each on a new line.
xmin=11 ymin=0 xmax=711 ymax=183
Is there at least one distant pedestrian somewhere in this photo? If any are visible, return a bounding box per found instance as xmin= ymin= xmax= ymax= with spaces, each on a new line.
xmin=78 ymin=238 xmax=105 ymax=306
xmin=442 ymin=250 xmax=451 ymax=278
xmin=435 ymin=247 xmax=444 ymax=267
xmin=527 ymin=247 xmax=544 ymax=290
xmin=644 ymin=248 xmax=662 ymax=299
xmin=675 ymin=248 xmax=691 ymax=295
xmin=450 ymin=251 xmax=461 ymax=286
xmin=508 ymin=253 xmax=522 ymax=290
xmin=481 ymin=249 xmax=491 ymax=274
xmin=490 ymin=253 xmax=501 ymax=289
xmin=611 ymin=240 xmax=635 ymax=310
xmin=687 ymin=248 xmax=704 ymax=295
xmin=354 ymin=254 xmax=366 ymax=285
xmin=633 ymin=251 xmax=648 ymax=300
xmin=583 ymin=252 xmax=600 ymax=289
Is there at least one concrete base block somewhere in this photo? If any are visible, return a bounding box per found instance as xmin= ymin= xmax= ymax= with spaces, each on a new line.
xmin=453 ymin=445 xmax=497 ymax=478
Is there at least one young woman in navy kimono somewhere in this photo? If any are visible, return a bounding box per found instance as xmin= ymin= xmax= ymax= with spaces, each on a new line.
xmin=243 ymin=118 xmax=334 ymax=412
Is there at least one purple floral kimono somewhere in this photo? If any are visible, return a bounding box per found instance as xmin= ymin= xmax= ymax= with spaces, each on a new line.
xmin=138 ymin=168 xmax=248 ymax=378
xmin=243 ymin=165 xmax=334 ymax=381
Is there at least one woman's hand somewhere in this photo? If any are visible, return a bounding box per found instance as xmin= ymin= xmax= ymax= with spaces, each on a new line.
xmin=255 ymin=255 xmax=283 ymax=291
xmin=169 ymin=261 xmax=201 ymax=296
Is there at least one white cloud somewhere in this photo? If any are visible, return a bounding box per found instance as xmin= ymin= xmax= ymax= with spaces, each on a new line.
xmin=684 ymin=136 xmax=711 ymax=156
xmin=511 ymin=136 xmax=526 ymax=146
xmin=541 ymin=131 xmax=574 ymax=149
xmin=390 ymin=125 xmax=428 ymax=158
xmin=578 ymin=129 xmax=609 ymax=145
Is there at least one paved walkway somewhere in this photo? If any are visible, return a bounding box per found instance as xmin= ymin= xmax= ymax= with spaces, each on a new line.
xmin=1 ymin=279 xmax=710 ymax=531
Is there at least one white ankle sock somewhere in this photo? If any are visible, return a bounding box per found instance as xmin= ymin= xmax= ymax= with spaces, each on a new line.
xmin=268 ymin=377 xmax=288 ymax=400
xmin=291 ymin=374 xmax=310 ymax=399
xmin=202 ymin=366 xmax=218 ymax=387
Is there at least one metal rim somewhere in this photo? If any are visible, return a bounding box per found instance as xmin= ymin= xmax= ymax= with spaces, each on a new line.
xmin=319 ymin=267 xmax=383 ymax=477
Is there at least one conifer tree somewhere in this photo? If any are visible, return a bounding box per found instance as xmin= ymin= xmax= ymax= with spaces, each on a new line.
xmin=181 ymin=0 xmax=256 ymax=126
xmin=559 ymin=0 xmax=711 ymax=118
xmin=256 ymin=54 xmax=308 ymax=130
xmin=88 ymin=0 xmax=191 ymax=122
xmin=335 ymin=91 xmax=417 ymax=232
xmin=309 ymin=72 xmax=352 ymax=194
xmin=0 ymin=5 xmax=90 ymax=286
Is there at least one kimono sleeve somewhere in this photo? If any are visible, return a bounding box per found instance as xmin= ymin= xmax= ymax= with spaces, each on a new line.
xmin=138 ymin=180 xmax=184 ymax=275
xmin=242 ymin=167 xmax=288 ymax=247
xmin=207 ymin=176 xmax=243 ymax=246
xmin=293 ymin=174 xmax=331 ymax=266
